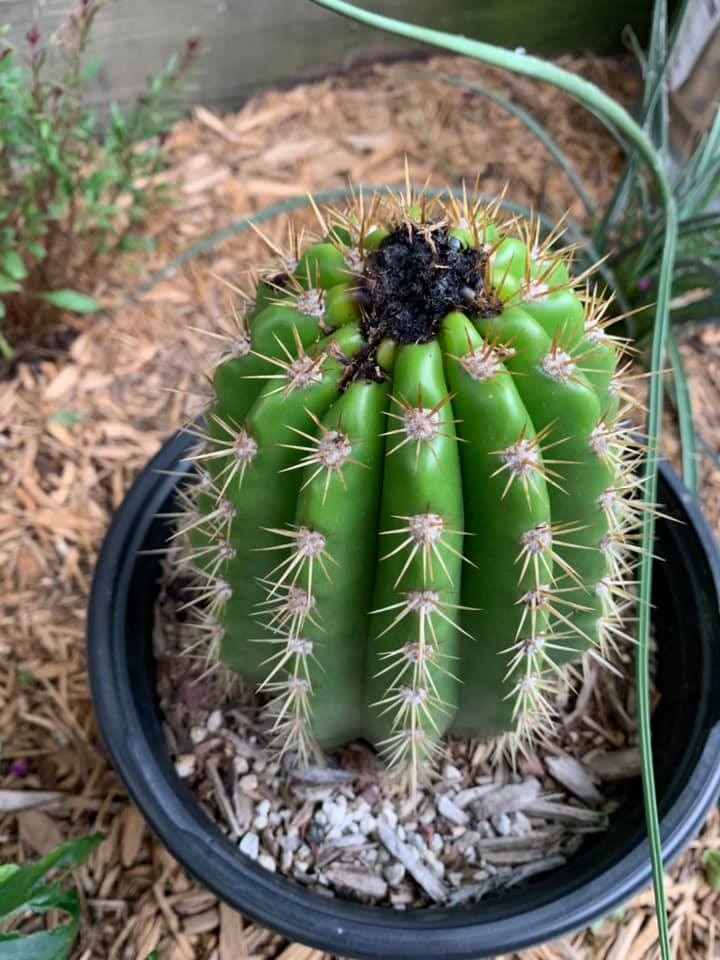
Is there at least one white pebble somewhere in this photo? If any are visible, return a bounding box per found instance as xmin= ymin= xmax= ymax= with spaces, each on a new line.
xmin=380 ymin=802 xmax=398 ymax=829
xmin=253 ymin=814 xmax=268 ymax=831
xmin=269 ymin=812 xmax=282 ymax=826
xmin=296 ymin=844 xmax=311 ymax=860
xmin=258 ymin=853 xmax=276 ymax=872
xmin=455 ymin=830 xmax=479 ymax=852
xmin=513 ymin=811 xmax=532 ymax=836
xmin=295 ymin=861 xmax=309 ymax=874
xmin=359 ymin=815 xmax=376 ymax=835
xmin=492 ymin=812 xmax=511 ymax=836
xmin=315 ymin=811 xmax=328 ymax=826
xmin=189 ymin=725 xmax=207 ymax=744
xmin=449 ymin=871 xmax=464 ymax=887
xmin=408 ymin=832 xmax=426 ymax=852
xmin=281 ymin=834 xmax=301 ymax=853
xmin=175 ymin=754 xmax=196 ymax=779
xmin=254 ymin=756 xmax=267 ymax=773
xmin=256 ymin=799 xmax=271 ymax=817
xmin=207 ymin=709 xmax=223 ymax=732
xmin=430 ymin=833 xmax=444 ymax=854
xmin=239 ymin=773 xmax=258 ymax=792
xmin=419 ymin=806 xmax=437 ymax=825
xmin=383 ymin=862 xmax=406 ymax=887
xmin=281 ymin=850 xmax=294 ymax=871
xmin=233 ymin=756 xmax=249 ymax=775
xmin=323 ymin=801 xmax=346 ymax=827
xmin=239 ymin=832 xmax=260 ymax=860
xmin=442 ymin=763 xmax=463 ymax=781
xmin=340 ymin=813 xmax=356 ymax=833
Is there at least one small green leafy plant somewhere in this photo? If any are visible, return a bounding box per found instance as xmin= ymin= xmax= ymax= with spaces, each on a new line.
xmin=0 ymin=0 xmax=199 ymax=351
xmin=0 ymin=833 xmax=102 ymax=960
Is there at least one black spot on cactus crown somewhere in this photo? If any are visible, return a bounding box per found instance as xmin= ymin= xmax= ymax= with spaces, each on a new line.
xmin=337 ymin=344 xmax=387 ymax=391
xmin=359 ymin=221 xmax=503 ymax=346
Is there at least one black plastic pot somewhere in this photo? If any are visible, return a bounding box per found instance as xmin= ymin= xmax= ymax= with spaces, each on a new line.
xmin=88 ymin=429 xmax=720 ymax=960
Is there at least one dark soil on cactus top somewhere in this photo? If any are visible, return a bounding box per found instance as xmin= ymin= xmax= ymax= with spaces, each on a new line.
xmin=360 ymin=222 xmax=502 ymax=346
xmin=156 ymin=566 xmax=644 ymax=911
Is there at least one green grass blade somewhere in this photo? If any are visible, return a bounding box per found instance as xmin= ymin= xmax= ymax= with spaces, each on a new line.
xmin=598 ymin=0 xmax=692 ymax=238
xmin=644 ymin=0 xmax=669 ymax=154
xmin=675 ymin=108 xmax=720 ymax=218
xmin=667 ymin=330 xmax=700 ymax=495
xmin=635 ymin=188 xmax=676 ymax=960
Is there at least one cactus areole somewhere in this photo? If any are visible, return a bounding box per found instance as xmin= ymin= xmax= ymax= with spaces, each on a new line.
xmin=182 ymin=189 xmax=642 ymax=788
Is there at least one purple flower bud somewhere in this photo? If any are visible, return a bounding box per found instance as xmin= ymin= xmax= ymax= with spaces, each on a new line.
xmin=26 ymin=23 xmax=40 ymax=48
xmin=637 ymin=276 xmax=653 ymax=292
xmin=179 ymin=36 xmax=201 ymax=71
xmin=10 ymin=759 xmax=30 ymax=777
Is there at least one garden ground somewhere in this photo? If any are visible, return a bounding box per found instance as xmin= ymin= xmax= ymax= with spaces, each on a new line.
xmin=1 ymin=53 xmax=718 ymax=959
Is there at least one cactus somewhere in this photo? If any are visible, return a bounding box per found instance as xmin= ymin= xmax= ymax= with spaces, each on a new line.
xmin=179 ymin=187 xmax=643 ymax=786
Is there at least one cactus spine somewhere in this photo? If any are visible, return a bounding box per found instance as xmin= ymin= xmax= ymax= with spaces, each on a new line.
xmin=179 ymin=187 xmax=643 ymax=784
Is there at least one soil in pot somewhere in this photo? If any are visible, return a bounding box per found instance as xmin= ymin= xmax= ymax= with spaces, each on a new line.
xmin=154 ymin=556 xmax=645 ymax=910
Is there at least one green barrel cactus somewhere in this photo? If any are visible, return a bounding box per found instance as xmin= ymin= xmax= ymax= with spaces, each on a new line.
xmin=180 ymin=188 xmax=642 ymax=783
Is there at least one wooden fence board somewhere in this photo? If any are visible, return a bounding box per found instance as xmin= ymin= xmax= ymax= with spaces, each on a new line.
xmin=0 ymin=0 xmax=653 ymax=114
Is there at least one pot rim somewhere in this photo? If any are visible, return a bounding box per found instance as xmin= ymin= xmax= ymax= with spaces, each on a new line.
xmin=88 ymin=429 xmax=720 ymax=960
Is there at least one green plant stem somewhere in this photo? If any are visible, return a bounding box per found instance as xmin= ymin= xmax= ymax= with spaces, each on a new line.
xmin=309 ymin=3 xmax=676 ymax=954
xmin=667 ymin=329 xmax=699 ymax=494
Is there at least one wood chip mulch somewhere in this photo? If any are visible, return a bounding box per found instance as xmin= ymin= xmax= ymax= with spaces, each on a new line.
xmin=1 ymin=53 xmax=718 ymax=960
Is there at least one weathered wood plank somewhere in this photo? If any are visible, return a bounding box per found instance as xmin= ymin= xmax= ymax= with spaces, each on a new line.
xmin=0 ymin=0 xmax=653 ymax=115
